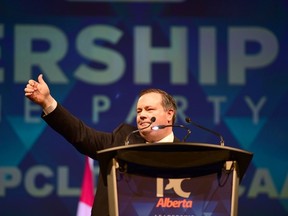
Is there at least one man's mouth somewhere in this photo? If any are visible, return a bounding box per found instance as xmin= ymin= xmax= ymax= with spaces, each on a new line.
xmin=139 ymin=122 xmax=152 ymax=128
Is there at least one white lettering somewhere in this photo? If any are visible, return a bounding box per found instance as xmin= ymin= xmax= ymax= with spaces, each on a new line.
xmin=245 ymin=96 xmax=267 ymax=124
xmin=0 ymin=167 xmax=21 ymax=196
xmin=25 ymin=165 xmax=54 ymax=197
xmin=156 ymin=178 xmax=191 ymax=198
xmin=92 ymin=95 xmax=111 ymax=124
xmin=2 ymin=165 xmax=288 ymax=201
xmin=207 ymin=96 xmax=227 ymax=124
xmin=165 ymin=178 xmax=191 ymax=198
xmin=57 ymin=166 xmax=80 ymax=196
xmin=156 ymin=178 xmax=164 ymax=197
xmin=248 ymin=168 xmax=278 ymax=198
xmin=0 ymin=165 xmax=89 ymax=198
xmin=134 ymin=26 xmax=188 ymax=84
xmin=174 ymin=95 xmax=188 ymax=123
xmin=9 ymin=25 xmax=278 ymax=86
xmin=75 ymin=25 xmax=125 ymax=84
xmin=280 ymin=173 xmax=288 ymax=198
xmin=228 ymin=27 xmax=278 ymax=85
xmin=14 ymin=25 xmax=69 ymax=83
xmin=199 ymin=27 xmax=217 ymax=85
xmin=24 ymin=98 xmax=42 ymax=123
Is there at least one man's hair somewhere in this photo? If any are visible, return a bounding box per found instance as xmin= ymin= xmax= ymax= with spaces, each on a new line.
xmin=139 ymin=88 xmax=177 ymax=124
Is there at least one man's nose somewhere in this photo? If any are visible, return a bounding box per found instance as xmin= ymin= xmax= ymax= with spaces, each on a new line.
xmin=139 ymin=112 xmax=148 ymax=120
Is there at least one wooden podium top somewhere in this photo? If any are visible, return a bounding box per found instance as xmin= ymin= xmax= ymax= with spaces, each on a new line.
xmin=97 ymin=142 xmax=253 ymax=181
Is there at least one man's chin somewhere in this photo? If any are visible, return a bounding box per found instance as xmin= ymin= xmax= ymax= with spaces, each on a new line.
xmin=139 ymin=128 xmax=151 ymax=135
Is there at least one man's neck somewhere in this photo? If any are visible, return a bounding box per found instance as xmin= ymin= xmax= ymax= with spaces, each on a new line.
xmin=147 ymin=132 xmax=174 ymax=143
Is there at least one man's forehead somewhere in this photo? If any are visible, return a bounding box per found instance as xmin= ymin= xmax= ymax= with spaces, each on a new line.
xmin=137 ymin=92 xmax=162 ymax=106
xmin=139 ymin=92 xmax=161 ymax=100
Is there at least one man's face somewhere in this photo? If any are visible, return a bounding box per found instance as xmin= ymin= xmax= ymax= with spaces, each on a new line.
xmin=136 ymin=92 xmax=173 ymax=140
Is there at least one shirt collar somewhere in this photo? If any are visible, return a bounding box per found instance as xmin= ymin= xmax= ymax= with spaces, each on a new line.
xmin=147 ymin=132 xmax=174 ymax=143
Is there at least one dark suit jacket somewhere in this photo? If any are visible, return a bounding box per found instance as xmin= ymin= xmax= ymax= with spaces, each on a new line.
xmin=43 ymin=103 xmax=180 ymax=216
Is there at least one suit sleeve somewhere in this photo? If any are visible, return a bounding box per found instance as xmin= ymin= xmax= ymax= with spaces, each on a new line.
xmin=42 ymin=103 xmax=117 ymax=159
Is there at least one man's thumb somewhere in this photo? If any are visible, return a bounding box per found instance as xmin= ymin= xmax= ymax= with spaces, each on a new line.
xmin=38 ymin=74 xmax=45 ymax=84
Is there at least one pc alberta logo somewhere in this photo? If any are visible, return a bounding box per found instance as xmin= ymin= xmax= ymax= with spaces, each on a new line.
xmin=156 ymin=178 xmax=193 ymax=208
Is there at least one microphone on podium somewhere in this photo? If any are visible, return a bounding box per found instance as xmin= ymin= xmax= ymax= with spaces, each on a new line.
xmin=151 ymin=124 xmax=191 ymax=142
xmin=185 ymin=117 xmax=225 ymax=146
xmin=125 ymin=117 xmax=156 ymax=145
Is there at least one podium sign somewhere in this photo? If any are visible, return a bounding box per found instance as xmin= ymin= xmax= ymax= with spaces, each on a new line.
xmin=116 ymin=167 xmax=234 ymax=215
xmin=97 ymin=143 xmax=253 ymax=216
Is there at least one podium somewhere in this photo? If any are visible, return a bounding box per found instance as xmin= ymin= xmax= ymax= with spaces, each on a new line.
xmin=97 ymin=143 xmax=253 ymax=216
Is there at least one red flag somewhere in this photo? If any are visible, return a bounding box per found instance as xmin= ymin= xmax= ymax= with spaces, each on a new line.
xmin=76 ymin=157 xmax=95 ymax=216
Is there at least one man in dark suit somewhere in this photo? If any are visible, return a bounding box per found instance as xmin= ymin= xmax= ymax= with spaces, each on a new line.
xmin=24 ymin=74 xmax=179 ymax=215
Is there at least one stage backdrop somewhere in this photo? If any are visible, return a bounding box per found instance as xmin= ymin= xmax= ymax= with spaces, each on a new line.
xmin=0 ymin=0 xmax=288 ymax=215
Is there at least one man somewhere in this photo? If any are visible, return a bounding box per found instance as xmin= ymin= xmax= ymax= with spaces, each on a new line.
xmin=24 ymin=74 xmax=179 ymax=215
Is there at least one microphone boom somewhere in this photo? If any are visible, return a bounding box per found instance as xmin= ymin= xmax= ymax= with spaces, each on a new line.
xmin=185 ymin=117 xmax=225 ymax=146
xmin=151 ymin=124 xmax=191 ymax=142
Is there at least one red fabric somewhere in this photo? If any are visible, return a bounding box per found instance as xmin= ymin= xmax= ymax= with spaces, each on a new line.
xmin=77 ymin=157 xmax=94 ymax=215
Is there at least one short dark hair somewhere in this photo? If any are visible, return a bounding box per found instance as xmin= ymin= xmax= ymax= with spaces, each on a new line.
xmin=139 ymin=88 xmax=177 ymax=124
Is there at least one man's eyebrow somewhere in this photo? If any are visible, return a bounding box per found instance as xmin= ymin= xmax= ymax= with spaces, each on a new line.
xmin=136 ymin=106 xmax=153 ymax=110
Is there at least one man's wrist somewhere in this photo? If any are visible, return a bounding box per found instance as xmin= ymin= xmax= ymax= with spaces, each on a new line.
xmin=43 ymin=98 xmax=57 ymax=115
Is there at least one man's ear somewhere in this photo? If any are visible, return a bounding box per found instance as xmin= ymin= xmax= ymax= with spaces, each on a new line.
xmin=167 ymin=109 xmax=174 ymax=122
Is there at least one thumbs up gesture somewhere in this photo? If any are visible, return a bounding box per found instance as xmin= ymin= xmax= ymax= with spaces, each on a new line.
xmin=24 ymin=74 xmax=55 ymax=109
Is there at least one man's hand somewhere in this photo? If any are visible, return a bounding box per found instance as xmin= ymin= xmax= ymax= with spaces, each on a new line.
xmin=24 ymin=74 xmax=54 ymax=109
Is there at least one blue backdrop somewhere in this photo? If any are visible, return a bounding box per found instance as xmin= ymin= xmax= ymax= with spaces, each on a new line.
xmin=0 ymin=0 xmax=288 ymax=215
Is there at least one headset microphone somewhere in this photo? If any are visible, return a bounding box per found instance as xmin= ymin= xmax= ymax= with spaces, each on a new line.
xmin=124 ymin=117 xmax=156 ymax=145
